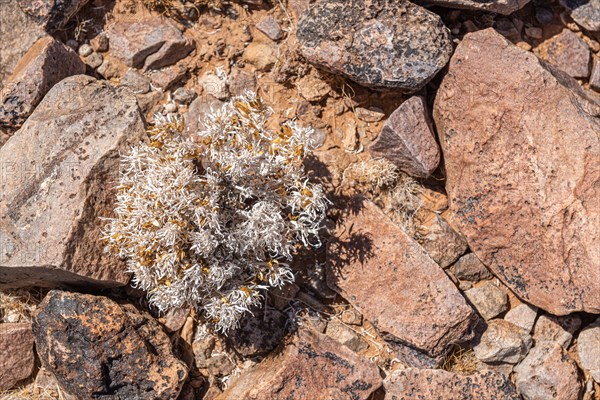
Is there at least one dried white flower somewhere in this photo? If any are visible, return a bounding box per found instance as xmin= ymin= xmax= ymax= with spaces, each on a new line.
xmin=103 ymin=92 xmax=328 ymax=333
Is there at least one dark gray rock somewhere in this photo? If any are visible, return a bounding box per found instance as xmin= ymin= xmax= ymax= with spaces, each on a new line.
xmin=33 ymin=291 xmax=187 ymax=400
xmin=228 ymin=306 xmax=288 ymax=357
xmin=296 ymin=0 xmax=452 ymax=92
xmin=369 ymin=96 xmax=440 ymax=178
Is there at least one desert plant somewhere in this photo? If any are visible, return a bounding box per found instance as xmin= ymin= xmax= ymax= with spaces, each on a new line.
xmin=103 ymin=92 xmax=328 ymax=333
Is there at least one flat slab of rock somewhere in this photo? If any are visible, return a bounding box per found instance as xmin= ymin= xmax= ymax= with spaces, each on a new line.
xmin=327 ymin=199 xmax=476 ymax=358
xmin=33 ymin=291 xmax=187 ymax=400
xmin=108 ymin=17 xmax=194 ymax=71
xmin=296 ymin=0 xmax=452 ymax=91
xmin=214 ymin=327 xmax=382 ymax=400
xmin=369 ymin=96 xmax=440 ymax=178
xmin=578 ymin=318 xmax=600 ymax=383
xmin=0 ymin=322 xmax=34 ymax=390
xmin=384 ymin=369 xmax=521 ymax=399
xmin=414 ymin=0 xmax=529 ymax=14
xmin=514 ymin=342 xmax=582 ymax=400
xmin=538 ymin=29 xmax=590 ymax=79
xmin=0 ymin=36 xmax=85 ymax=131
xmin=434 ymin=28 xmax=600 ymax=315
xmin=17 ymin=0 xmax=90 ymax=32
xmin=0 ymin=75 xmax=145 ymax=288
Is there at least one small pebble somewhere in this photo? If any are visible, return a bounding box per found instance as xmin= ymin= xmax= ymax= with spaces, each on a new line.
xmin=256 ymin=16 xmax=284 ymax=41
xmin=78 ymin=44 xmax=93 ymax=57
xmin=536 ymin=7 xmax=554 ymax=25
xmin=164 ymin=103 xmax=178 ymax=113
xmin=525 ymin=27 xmax=543 ymax=40
xmin=66 ymin=39 xmax=79 ymax=50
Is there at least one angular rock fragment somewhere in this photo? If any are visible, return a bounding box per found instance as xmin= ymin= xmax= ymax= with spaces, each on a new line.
xmin=384 ymin=368 xmax=521 ymax=399
xmin=533 ymin=314 xmax=581 ymax=348
xmin=325 ymin=318 xmax=368 ymax=353
xmin=108 ymin=16 xmax=194 ymax=71
xmin=504 ymin=303 xmax=538 ymax=333
xmin=17 ymin=0 xmax=90 ymax=33
xmin=0 ymin=322 xmax=34 ymax=390
xmin=417 ymin=214 xmax=468 ymax=267
xmin=559 ymin=0 xmax=600 ymax=31
xmin=214 ymin=327 xmax=382 ymax=400
xmin=0 ymin=36 xmax=85 ymax=131
xmin=256 ymin=16 xmax=284 ymax=41
xmin=578 ymin=318 xmax=600 ymax=383
xmin=538 ymin=29 xmax=590 ymax=78
xmin=296 ymin=0 xmax=452 ymax=91
xmin=0 ymin=75 xmax=145 ymax=288
xmin=434 ymin=28 xmax=600 ymax=315
xmin=450 ymin=253 xmax=493 ymax=282
xmin=369 ymin=96 xmax=440 ymax=178
xmin=514 ymin=342 xmax=582 ymax=400
xmin=327 ymin=199 xmax=476 ymax=359
xmin=33 ymin=291 xmax=188 ymax=400
xmin=474 ymin=319 xmax=532 ymax=364
xmin=465 ymin=283 xmax=509 ymax=321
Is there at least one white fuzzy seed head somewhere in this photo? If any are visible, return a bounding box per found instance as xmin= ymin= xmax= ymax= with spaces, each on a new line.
xmin=103 ymin=92 xmax=328 ymax=333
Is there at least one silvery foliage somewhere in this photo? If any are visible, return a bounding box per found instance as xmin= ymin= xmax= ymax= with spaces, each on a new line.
xmin=103 ymin=92 xmax=328 ymax=333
